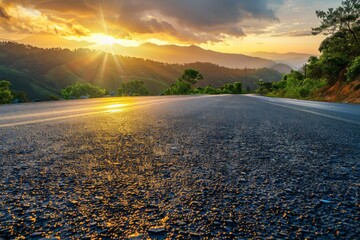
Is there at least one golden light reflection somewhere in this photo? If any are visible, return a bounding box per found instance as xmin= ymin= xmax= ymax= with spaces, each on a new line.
xmin=103 ymin=103 xmax=129 ymax=113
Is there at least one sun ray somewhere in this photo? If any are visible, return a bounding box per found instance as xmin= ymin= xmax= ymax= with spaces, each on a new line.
xmin=110 ymin=52 xmax=124 ymax=74
xmin=64 ymin=50 xmax=104 ymax=83
xmin=96 ymin=52 xmax=109 ymax=84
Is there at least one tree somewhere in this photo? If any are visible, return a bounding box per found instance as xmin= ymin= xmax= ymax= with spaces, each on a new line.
xmin=257 ymin=79 xmax=265 ymax=95
xmin=233 ymin=82 xmax=243 ymax=94
xmin=61 ymin=82 xmax=106 ymax=99
xmin=163 ymin=69 xmax=203 ymax=95
xmin=310 ymin=1 xmax=360 ymax=84
xmin=306 ymin=56 xmax=323 ymax=79
xmin=312 ymin=0 xmax=360 ymax=44
xmin=221 ymin=82 xmax=242 ymax=94
xmin=258 ymin=79 xmax=273 ymax=95
xmin=118 ymin=80 xmax=150 ymax=96
xmin=179 ymin=69 xmax=203 ymax=84
xmin=0 ymin=80 xmax=13 ymax=104
xmin=346 ymin=56 xmax=360 ymax=81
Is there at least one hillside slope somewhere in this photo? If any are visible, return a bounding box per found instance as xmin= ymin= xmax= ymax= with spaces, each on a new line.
xmin=0 ymin=42 xmax=283 ymax=100
xmin=316 ymin=80 xmax=360 ymax=103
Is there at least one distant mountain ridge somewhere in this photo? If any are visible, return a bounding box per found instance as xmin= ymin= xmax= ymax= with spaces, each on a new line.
xmin=0 ymin=42 xmax=283 ymax=100
xmin=16 ymin=33 xmax=296 ymax=70
xmin=112 ymin=43 xmax=277 ymax=69
xmin=248 ymin=51 xmax=317 ymax=70
xmin=11 ymin=33 xmax=317 ymax=70
xmin=18 ymin=33 xmax=90 ymax=49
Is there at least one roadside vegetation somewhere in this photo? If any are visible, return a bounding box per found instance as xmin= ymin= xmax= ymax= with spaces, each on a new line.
xmin=118 ymin=80 xmax=150 ymax=96
xmin=192 ymin=82 xmax=242 ymax=95
xmin=0 ymin=80 xmax=12 ymax=104
xmin=162 ymin=69 xmax=243 ymax=95
xmin=259 ymin=71 xmax=327 ymax=99
xmin=56 ymin=69 xmax=244 ymax=101
xmin=61 ymin=82 xmax=107 ymax=99
xmin=261 ymin=0 xmax=360 ymax=101
xmin=0 ymin=80 xmax=28 ymax=104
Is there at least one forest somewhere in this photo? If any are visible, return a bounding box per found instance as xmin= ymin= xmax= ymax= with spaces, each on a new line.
xmin=0 ymin=42 xmax=282 ymax=102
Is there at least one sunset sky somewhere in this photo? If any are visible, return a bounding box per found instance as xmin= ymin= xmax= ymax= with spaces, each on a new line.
xmin=0 ymin=0 xmax=340 ymax=54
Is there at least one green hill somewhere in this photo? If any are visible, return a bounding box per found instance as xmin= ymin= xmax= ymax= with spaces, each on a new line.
xmin=0 ymin=42 xmax=282 ymax=100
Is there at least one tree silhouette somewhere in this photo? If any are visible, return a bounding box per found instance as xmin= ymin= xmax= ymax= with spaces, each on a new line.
xmin=179 ymin=69 xmax=203 ymax=85
xmin=312 ymin=0 xmax=360 ymax=44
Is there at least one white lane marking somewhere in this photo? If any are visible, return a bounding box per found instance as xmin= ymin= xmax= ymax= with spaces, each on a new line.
xmin=249 ymin=95 xmax=360 ymax=115
xmin=251 ymin=97 xmax=360 ymax=127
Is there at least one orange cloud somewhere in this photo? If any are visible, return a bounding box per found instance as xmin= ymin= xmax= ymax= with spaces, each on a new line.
xmin=0 ymin=0 xmax=285 ymax=44
xmin=0 ymin=2 xmax=91 ymax=37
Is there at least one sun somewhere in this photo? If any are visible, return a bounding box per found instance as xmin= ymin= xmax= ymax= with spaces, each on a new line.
xmin=90 ymin=34 xmax=117 ymax=45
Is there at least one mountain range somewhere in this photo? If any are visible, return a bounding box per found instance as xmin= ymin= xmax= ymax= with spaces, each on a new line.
xmin=16 ymin=33 xmax=313 ymax=71
xmin=111 ymin=43 xmax=276 ymax=69
xmin=249 ymin=52 xmax=316 ymax=69
xmin=0 ymin=42 xmax=283 ymax=100
xmin=18 ymin=33 xmax=90 ymax=50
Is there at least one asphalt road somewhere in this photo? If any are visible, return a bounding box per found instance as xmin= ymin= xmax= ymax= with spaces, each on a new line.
xmin=0 ymin=95 xmax=359 ymax=239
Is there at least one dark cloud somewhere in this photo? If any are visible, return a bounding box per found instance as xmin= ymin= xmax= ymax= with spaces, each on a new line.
xmin=0 ymin=6 xmax=11 ymax=20
xmin=143 ymin=19 xmax=177 ymax=34
xmin=1 ymin=0 xmax=95 ymax=14
xmin=108 ymin=0 xmax=282 ymax=27
xmin=98 ymin=0 xmax=283 ymax=42
xmin=100 ymin=0 xmax=282 ymax=36
xmin=0 ymin=0 xmax=285 ymax=43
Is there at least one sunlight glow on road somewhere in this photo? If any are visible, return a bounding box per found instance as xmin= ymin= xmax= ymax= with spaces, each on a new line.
xmin=0 ymin=96 xmax=215 ymax=128
xmin=104 ymin=103 xmax=128 ymax=113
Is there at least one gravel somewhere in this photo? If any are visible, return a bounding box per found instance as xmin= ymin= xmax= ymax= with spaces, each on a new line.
xmin=0 ymin=95 xmax=359 ymax=239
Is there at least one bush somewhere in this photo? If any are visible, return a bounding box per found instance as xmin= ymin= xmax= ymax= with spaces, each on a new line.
xmin=233 ymin=82 xmax=242 ymax=94
xmin=346 ymin=56 xmax=360 ymax=82
xmin=48 ymin=94 xmax=60 ymax=101
xmin=0 ymin=80 xmax=13 ymax=104
xmin=269 ymin=73 xmax=326 ymax=99
xmin=163 ymin=80 xmax=192 ymax=95
xmin=203 ymin=85 xmax=221 ymax=94
xmin=221 ymin=82 xmax=242 ymax=94
xmin=11 ymin=90 xmax=28 ymax=103
xmin=299 ymin=87 xmax=311 ymax=98
xmin=191 ymin=82 xmax=243 ymax=95
xmin=118 ymin=80 xmax=149 ymax=96
xmin=61 ymin=82 xmax=106 ymax=99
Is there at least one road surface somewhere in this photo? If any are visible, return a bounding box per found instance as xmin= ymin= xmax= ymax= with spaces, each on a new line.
xmin=0 ymin=95 xmax=359 ymax=239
